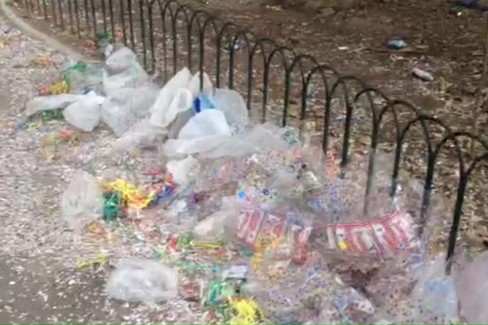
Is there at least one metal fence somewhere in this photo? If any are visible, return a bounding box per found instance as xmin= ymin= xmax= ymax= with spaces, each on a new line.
xmin=17 ymin=0 xmax=488 ymax=270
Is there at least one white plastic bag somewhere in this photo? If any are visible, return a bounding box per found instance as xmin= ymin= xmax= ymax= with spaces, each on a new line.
xmin=149 ymin=68 xmax=192 ymax=126
xmin=25 ymin=94 xmax=81 ymax=116
xmin=163 ymin=109 xmax=232 ymax=156
xmin=166 ymin=155 xmax=199 ymax=186
xmin=150 ymin=88 xmax=193 ymax=129
xmin=187 ymin=72 xmax=213 ymax=98
xmin=63 ymin=92 xmax=104 ymax=132
xmin=106 ymin=259 xmax=178 ymax=303
xmin=213 ymin=88 xmax=249 ymax=126
xmin=456 ymin=251 xmax=488 ymax=324
xmin=60 ymin=170 xmax=104 ymax=228
xmin=101 ymin=85 xmax=158 ymax=136
xmin=105 ymin=47 xmax=138 ymax=74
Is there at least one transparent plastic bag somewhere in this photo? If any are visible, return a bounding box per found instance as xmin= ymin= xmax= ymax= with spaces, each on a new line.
xmin=63 ymin=92 xmax=104 ymax=132
xmin=213 ymin=88 xmax=249 ymax=127
xmin=166 ymin=155 xmax=199 ymax=186
xmin=101 ymin=85 xmax=158 ymax=136
xmin=112 ymin=118 xmax=167 ymax=152
xmin=149 ymin=67 xmax=192 ymax=127
xmin=163 ymin=109 xmax=232 ymax=156
xmin=60 ymin=170 xmax=104 ymax=228
xmin=25 ymin=94 xmax=81 ymax=116
xmin=106 ymin=258 xmax=178 ymax=303
xmin=105 ymin=46 xmax=138 ymax=74
xmin=103 ymin=66 xmax=149 ymax=95
xmin=456 ymin=251 xmax=488 ymax=324
xmin=192 ymin=196 xmax=237 ymax=241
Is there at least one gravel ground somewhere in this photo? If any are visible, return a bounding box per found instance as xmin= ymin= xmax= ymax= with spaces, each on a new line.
xmin=0 ymin=13 xmax=183 ymax=325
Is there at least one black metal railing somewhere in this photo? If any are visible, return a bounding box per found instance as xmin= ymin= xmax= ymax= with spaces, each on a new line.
xmin=17 ymin=0 xmax=488 ymax=271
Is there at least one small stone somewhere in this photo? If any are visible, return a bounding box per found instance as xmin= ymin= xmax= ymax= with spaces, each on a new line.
xmin=319 ymin=7 xmax=336 ymax=17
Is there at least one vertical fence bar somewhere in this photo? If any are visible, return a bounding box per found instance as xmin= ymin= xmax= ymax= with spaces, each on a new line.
xmin=101 ymin=0 xmax=108 ymax=34
xmin=67 ymin=0 xmax=74 ymax=34
xmin=74 ymin=0 xmax=81 ymax=36
xmin=42 ymin=0 xmax=48 ymax=20
xmin=51 ymin=0 xmax=58 ymax=25
xmin=109 ymin=0 xmax=115 ymax=41
xmin=57 ymin=0 xmax=65 ymax=30
xmin=119 ymin=0 xmax=127 ymax=45
xmin=90 ymin=0 xmax=96 ymax=36
xmin=128 ymin=0 xmax=135 ymax=49
xmin=83 ymin=0 xmax=90 ymax=33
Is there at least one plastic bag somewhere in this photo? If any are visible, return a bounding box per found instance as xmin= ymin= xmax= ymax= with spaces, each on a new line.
xmin=101 ymin=85 xmax=158 ymax=136
xmin=149 ymin=67 xmax=192 ymax=127
xmin=25 ymin=94 xmax=81 ymax=116
xmin=105 ymin=47 xmax=138 ymax=74
xmin=213 ymin=88 xmax=249 ymax=127
xmin=187 ymin=72 xmax=213 ymax=98
xmin=103 ymin=66 xmax=149 ymax=95
xmin=106 ymin=258 xmax=178 ymax=303
xmin=163 ymin=109 xmax=232 ymax=156
xmin=112 ymin=118 xmax=167 ymax=152
xmin=150 ymin=88 xmax=193 ymax=129
xmin=60 ymin=170 xmax=104 ymax=228
xmin=166 ymin=155 xmax=199 ymax=186
xmin=63 ymin=92 xmax=104 ymax=132
xmin=409 ymin=256 xmax=459 ymax=324
xmin=456 ymin=251 xmax=488 ymax=324
xmin=65 ymin=64 xmax=104 ymax=94
xmin=201 ymin=123 xmax=297 ymax=159
xmin=192 ymin=196 xmax=237 ymax=241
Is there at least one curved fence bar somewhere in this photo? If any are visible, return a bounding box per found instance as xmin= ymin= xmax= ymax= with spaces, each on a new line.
xmin=14 ymin=0 xmax=488 ymax=271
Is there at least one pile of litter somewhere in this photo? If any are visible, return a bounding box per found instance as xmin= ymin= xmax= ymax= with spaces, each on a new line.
xmin=22 ymin=45 xmax=486 ymax=324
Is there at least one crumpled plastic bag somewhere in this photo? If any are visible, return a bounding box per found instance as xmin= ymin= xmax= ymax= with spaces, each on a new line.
xmin=151 ymin=88 xmax=193 ymax=129
xmin=25 ymin=94 xmax=81 ymax=116
xmin=166 ymin=155 xmax=199 ymax=186
xmin=112 ymin=118 xmax=167 ymax=152
xmin=456 ymin=251 xmax=488 ymax=324
xmin=63 ymin=91 xmax=104 ymax=132
xmin=201 ymin=123 xmax=295 ymax=159
xmin=163 ymin=109 xmax=232 ymax=156
xmin=106 ymin=259 xmax=178 ymax=303
xmin=213 ymin=88 xmax=249 ymax=127
xmin=103 ymin=67 xmax=149 ymax=95
xmin=103 ymin=48 xmax=149 ymax=94
xmin=410 ymin=256 xmax=459 ymax=324
xmin=101 ymin=85 xmax=158 ymax=136
xmin=60 ymin=170 xmax=104 ymax=228
xmin=192 ymin=196 xmax=237 ymax=241
xmin=105 ymin=47 xmax=138 ymax=74
xmin=149 ymin=67 xmax=192 ymax=128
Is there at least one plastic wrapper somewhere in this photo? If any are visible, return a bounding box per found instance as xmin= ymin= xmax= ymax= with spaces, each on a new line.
xmin=101 ymin=85 xmax=158 ymax=136
xmin=106 ymin=258 xmax=179 ymax=303
xmin=149 ymin=67 xmax=192 ymax=128
xmin=63 ymin=92 xmax=104 ymax=132
xmin=60 ymin=170 xmax=104 ymax=228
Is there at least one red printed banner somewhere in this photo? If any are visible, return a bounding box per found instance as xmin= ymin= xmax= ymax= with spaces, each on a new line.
xmin=325 ymin=211 xmax=418 ymax=256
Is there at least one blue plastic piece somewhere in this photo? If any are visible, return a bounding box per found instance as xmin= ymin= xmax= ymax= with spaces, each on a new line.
xmin=192 ymin=93 xmax=216 ymax=114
